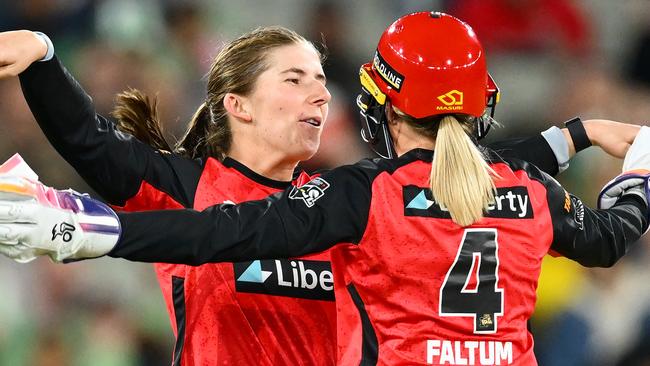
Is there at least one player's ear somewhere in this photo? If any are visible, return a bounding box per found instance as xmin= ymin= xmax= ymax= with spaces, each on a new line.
xmin=224 ymin=93 xmax=252 ymax=122
xmin=385 ymin=100 xmax=398 ymax=126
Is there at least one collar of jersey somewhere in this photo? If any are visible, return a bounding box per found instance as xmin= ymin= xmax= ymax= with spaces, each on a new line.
xmin=399 ymin=147 xmax=499 ymax=164
xmin=400 ymin=148 xmax=434 ymax=162
xmin=222 ymin=157 xmax=293 ymax=189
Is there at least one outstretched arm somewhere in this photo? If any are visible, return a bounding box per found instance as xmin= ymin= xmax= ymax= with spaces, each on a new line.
xmin=544 ymin=127 xmax=650 ymax=267
xmin=0 ymin=31 xmax=199 ymax=207
xmin=0 ymin=162 xmax=375 ymax=264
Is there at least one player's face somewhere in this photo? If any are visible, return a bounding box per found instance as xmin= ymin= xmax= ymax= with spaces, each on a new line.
xmin=244 ymin=42 xmax=330 ymax=163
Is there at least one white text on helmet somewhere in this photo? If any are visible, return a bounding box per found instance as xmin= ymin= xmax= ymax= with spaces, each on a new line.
xmin=373 ymin=52 xmax=404 ymax=91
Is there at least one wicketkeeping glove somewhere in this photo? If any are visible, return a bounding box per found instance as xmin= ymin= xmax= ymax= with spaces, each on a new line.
xmin=0 ymin=175 xmax=120 ymax=263
xmin=598 ymin=127 xmax=650 ymax=218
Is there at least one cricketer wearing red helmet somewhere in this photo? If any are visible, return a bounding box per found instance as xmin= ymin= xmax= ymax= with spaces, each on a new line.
xmin=0 ymin=12 xmax=647 ymax=366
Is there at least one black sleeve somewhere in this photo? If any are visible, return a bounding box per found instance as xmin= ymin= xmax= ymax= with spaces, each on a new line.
xmin=108 ymin=163 xmax=374 ymax=265
xmin=18 ymin=56 xmax=199 ymax=206
xmin=487 ymin=135 xmax=559 ymax=176
xmin=540 ymin=170 xmax=648 ymax=267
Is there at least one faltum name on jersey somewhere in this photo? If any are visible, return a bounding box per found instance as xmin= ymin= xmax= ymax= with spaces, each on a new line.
xmin=427 ymin=339 xmax=513 ymax=365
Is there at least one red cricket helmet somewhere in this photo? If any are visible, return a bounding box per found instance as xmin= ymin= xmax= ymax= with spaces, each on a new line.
xmin=357 ymin=11 xmax=499 ymax=158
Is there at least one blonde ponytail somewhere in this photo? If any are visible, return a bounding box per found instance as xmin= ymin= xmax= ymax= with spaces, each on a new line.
xmin=430 ymin=116 xmax=497 ymax=226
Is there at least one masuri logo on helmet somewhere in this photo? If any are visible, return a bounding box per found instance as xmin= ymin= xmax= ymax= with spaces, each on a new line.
xmin=437 ymin=90 xmax=464 ymax=110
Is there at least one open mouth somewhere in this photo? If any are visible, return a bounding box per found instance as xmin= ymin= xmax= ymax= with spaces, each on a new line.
xmin=301 ymin=118 xmax=322 ymax=127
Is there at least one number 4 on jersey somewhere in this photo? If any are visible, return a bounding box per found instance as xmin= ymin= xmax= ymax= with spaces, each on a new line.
xmin=439 ymin=229 xmax=504 ymax=334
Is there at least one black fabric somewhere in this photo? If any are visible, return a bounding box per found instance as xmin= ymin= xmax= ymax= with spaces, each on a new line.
xmin=171 ymin=276 xmax=186 ymax=366
xmin=486 ymin=134 xmax=559 ymax=176
xmin=565 ymin=117 xmax=592 ymax=152
xmin=347 ymin=284 xmax=379 ymax=365
xmin=506 ymin=157 xmax=648 ymax=267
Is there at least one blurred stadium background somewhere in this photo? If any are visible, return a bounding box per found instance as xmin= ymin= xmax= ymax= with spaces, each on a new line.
xmin=1 ymin=0 xmax=650 ymax=365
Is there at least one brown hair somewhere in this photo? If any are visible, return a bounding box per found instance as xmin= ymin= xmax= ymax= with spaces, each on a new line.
xmin=112 ymin=26 xmax=319 ymax=161
xmin=396 ymin=110 xmax=498 ymax=226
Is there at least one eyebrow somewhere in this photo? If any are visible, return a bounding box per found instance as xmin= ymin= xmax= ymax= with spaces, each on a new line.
xmin=281 ymin=67 xmax=327 ymax=83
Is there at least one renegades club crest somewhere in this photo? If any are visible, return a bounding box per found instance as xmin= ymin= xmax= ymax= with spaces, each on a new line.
xmin=289 ymin=177 xmax=330 ymax=207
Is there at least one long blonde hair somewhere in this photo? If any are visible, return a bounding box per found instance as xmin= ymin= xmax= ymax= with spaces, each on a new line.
xmin=399 ymin=112 xmax=497 ymax=226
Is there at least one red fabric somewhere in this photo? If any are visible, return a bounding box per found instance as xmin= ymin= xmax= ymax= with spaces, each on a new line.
xmin=119 ymin=159 xmax=336 ymax=365
xmin=331 ymin=161 xmax=553 ymax=365
xmin=450 ymin=0 xmax=592 ymax=55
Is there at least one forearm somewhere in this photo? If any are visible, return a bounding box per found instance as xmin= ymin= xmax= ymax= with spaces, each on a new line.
xmin=553 ymin=195 xmax=648 ymax=267
xmin=18 ymin=55 xmax=165 ymax=204
xmin=109 ymin=204 xmax=294 ymax=265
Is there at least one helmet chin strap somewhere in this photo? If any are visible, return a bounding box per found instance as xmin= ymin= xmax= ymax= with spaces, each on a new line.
xmin=378 ymin=123 xmax=397 ymax=159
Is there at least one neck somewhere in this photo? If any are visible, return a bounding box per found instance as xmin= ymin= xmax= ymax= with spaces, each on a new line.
xmin=227 ymin=136 xmax=297 ymax=182
xmin=391 ymin=122 xmax=436 ymax=157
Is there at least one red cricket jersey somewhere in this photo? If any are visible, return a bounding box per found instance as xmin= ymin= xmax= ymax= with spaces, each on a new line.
xmin=123 ymin=158 xmax=337 ymax=365
xmin=113 ymin=149 xmax=647 ymax=365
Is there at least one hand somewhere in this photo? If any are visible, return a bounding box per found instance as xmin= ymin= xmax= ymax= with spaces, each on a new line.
xmin=0 ymin=30 xmax=48 ymax=78
xmin=0 ymin=176 xmax=120 ymax=263
xmin=598 ymin=127 xmax=650 ymax=221
xmin=597 ymin=171 xmax=649 ymax=211
xmin=583 ymin=119 xmax=641 ymax=159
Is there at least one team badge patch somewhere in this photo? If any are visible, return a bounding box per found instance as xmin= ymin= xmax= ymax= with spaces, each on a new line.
xmin=571 ymin=196 xmax=585 ymax=230
xmin=289 ymin=177 xmax=330 ymax=207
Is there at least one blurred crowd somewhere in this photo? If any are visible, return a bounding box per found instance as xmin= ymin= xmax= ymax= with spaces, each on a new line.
xmin=1 ymin=0 xmax=650 ymax=365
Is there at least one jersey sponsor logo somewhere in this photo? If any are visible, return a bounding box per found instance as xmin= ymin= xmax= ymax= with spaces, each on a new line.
xmin=237 ymin=260 xmax=273 ymax=283
xmin=437 ymin=90 xmax=464 ymax=111
xmin=373 ymin=51 xmax=404 ymax=91
xmin=289 ymin=177 xmax=330 ymax=207
xmin=426 ymin=339 xmax=513 ymax=365
xmin=234 ymin=259 xmax=334 ymax=301
xmin=404 ymin=186 xmax=533 ymax=219
xmin=571 ymin=195 xmax=585 ymax=230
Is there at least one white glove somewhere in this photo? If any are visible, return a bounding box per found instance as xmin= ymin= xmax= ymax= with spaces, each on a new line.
xmin=598 ymin=126 xmax=650 ymax=212
xmin=0 ymin=175 xmax=120 ymax=263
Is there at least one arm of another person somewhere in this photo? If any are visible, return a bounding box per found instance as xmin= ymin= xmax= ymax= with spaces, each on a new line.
xmin=532 ymin=165 xmax=648 ymax=267
xmin=0 ymin=31 xmax=198 ymax=207
xmin=109 ymin=162 xmax=375 ymax=264
xmin=0 ymin=161 xmax=375 ymax=264
xmin=488 ymin=118 xmax=640 ymax=176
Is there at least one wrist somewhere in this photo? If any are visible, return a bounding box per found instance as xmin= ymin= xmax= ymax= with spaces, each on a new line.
xmin=565 ymin=117 xmax=592 ymax=153
xmin=32 ymin=31 xmax=54 ymax=62
xmin=541 ymin=126 xmax=571 ymax=172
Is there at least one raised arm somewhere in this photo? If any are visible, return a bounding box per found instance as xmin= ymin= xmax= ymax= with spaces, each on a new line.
xmin=521 ymin=135 xmax=650 ymax=267
xmin=488 ymin=118 xmax=641 ymax=177
xmin=0 ymin=31 xmax=198 ymax=206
